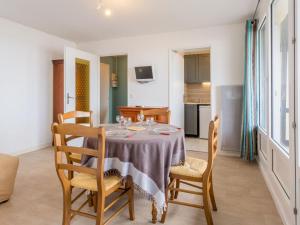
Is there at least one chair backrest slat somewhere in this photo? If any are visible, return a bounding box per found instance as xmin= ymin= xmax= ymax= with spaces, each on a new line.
xmin=141 ymin=109 xmax=171 ymax=124
xmin=57 ymin=146 xmax=99 ymax=158
xmin=203 ymin=116 xmax=220 ymax=181
xmin=58 ymin=111 xmax=93 ymax=127
xmin=55 ymin=123 xmax=98 ymax=138
xmin=57 ymin=163 xmax=97 ymax=176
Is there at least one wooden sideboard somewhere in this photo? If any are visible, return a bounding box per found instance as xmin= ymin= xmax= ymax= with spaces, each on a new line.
xmin=119 ymin=106 xmax=168 ymax=122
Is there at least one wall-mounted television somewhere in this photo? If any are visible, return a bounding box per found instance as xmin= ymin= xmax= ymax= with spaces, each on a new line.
xmin=134 ymin=66 xmax=154 ymax=82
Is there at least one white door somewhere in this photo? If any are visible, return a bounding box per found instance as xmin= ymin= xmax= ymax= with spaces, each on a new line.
xmin=169 ymin=50 xmax=185 ymax=128
xmin=100 ymin=63 xmax=110 ymax=123
xmin=64 ymin=47 xmax=100 ymax=125
xmin=295 ymin=0 xmax=300 ymax=223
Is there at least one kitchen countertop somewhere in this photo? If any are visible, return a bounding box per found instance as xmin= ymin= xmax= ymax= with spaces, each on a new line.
xmin=184 ymin=102 xmax=211 ymax=105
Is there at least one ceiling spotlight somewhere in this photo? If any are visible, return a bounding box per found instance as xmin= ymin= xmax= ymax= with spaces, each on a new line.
xmin=97 ymin=3 xmax=103 ymax=10
xmin=105 ymin=8 xmax=112 ymax=16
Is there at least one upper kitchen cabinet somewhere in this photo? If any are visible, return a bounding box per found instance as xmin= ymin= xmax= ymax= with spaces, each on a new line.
xmin=184 ymin=55 xmax=197 ymax=83
xmin=184 ymin=54 xmax=210 ymax=83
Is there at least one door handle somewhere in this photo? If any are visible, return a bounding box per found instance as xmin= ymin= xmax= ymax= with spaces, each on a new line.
xmin=67 ymin=93 xmax=74 ymax=104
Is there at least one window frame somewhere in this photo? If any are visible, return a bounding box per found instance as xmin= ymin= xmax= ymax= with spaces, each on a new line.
xmin=270 ymin=0 xmax=290 ymax=153
xmin=257 ymin=16 xmax=268 ymax=133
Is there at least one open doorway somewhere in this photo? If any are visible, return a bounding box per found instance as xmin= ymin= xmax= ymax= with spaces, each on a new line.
xmin=169 ymin=48 xmax=211 ymax=152
xmin=183 ymin=49 xmax=211 ymax=152
xmin=100 ymin=55 xmax=128 ymax=123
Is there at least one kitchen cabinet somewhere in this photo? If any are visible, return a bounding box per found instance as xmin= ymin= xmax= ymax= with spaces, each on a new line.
xmin=184 ymin=55 xmax=197 ymax=83
xmin=184 ymin=54 xmax=210 ymax=83
xmin=184 ymin=104 xmax=199 ymax=136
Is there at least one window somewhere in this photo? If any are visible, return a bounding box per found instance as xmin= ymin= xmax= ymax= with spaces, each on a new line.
xmin=271 ymin=0 xmax=289 ymax=151
xmin=258 ymin=18 xmax=268 ymax=131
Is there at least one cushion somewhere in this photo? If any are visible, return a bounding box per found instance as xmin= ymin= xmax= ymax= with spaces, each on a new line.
xmin=71 ymin=174 xmax=121 ymax=192
xmin=170 ymin=157 xmax=207 ymax=178
xmin=0 ymin=154 xmax=19 ymax=203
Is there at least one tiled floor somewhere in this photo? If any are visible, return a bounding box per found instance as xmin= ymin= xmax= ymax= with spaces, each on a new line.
xmin=185 ymin=137 xmax=208 ymax=152
xmin=0 ymin=148 xmax=283 ymax=225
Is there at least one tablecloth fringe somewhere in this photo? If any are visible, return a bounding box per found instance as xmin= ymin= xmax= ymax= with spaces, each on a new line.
xmin=104 ymin=169 xmax=167 ymax=213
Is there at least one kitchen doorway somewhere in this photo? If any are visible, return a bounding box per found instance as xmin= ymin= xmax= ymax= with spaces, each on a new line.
xmin=100 ymin=55 xmax=128 ymax=123
xmin=169 ymin=47 xmax=211 ymax=152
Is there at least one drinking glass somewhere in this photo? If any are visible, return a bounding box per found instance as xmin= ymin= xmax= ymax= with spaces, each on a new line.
xmin=122 ymin=117 xmax=127 ymax=128
xmin=150 ymin=117 xmax=155 ymax=125
xmin=116 ymin=115 xmax=121 ymax=124
xmin=120 ymin=116 xmax=125 ymax=128
xmin=137 ymin=113 xmax=144 ymax=124
xmin=116 ymin=115 xmax=123 ymax=128
xmin=146 ymin=117 xmax=151 ymax=127
xmin=126 ymin=117 xmax=132 ymax=127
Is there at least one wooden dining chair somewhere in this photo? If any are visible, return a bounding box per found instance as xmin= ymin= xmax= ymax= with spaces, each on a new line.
xmin=58 ymin=111 xmax=93 ymax=126
xmin=52 ymin=123 xmax=135 ymax=225
xmin=58 ymin=111 xmax=93 ymax=164
xmin=161 ymin=116 xmax=220 ymax=225
xmin=140 ymin=109 xmax=171 ymax=124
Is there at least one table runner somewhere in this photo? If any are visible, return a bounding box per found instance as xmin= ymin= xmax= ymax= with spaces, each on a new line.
xmin=81 ymin=124 xmax=186 ymax=211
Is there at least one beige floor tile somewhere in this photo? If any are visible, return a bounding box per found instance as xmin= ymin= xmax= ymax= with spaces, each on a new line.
xmin=0 ymin=148 xmax=283 ymax=225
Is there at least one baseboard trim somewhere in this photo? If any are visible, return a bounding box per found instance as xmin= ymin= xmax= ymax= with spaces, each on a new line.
xmin=258 ymin=157 xmax=293 ymax=225
xmin=11 ymin=143 xmax=52 ymax=156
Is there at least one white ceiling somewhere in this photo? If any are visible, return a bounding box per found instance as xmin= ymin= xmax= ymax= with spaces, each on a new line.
xmin=0 ymin=0 xmax=257 ymax=42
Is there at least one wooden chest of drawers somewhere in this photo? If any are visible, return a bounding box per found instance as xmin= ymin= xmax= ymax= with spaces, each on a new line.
xmin=119 ymin=106 xmax=168 ymax=122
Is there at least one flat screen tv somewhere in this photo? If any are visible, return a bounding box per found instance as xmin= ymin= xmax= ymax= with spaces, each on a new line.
xmin=135 ymin=66 xmax=154 ymax=82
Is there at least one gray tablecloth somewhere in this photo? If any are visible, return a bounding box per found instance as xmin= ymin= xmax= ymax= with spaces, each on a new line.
xmin=82 ymin=124 xmax=186 ymax=211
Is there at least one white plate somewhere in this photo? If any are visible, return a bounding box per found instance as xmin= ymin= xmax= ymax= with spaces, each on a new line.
xmin=152 ymin=127 xmax=178 ymax=134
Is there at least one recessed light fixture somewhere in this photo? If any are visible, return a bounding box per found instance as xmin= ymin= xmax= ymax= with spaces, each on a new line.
xmin=97 ymin=0 xmax=112 ymax=16
xmin=97 ymin=0 xmax=103 ymax=9
xmin=105 ymin=8 xmax=112 ymax=16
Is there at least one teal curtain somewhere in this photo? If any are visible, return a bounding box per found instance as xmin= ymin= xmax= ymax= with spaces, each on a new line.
xmin=241 ymin=20 xmax=258 ymax=161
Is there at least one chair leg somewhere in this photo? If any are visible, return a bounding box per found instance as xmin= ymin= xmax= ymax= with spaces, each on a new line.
xmin=174 ymin=179 xmax=180 ymax=199
xmin=169 ymin=178 xmax=175 ymax=200
xmin=151 ymin=201 xmax=158 ymax=224
xmin=88 ymin=191 xmax=93 ymax=207
xmin=209 ymin=175 xmax=217 ymax=211
xmin=160 ymin=187 xmax=169 ymax=223
xmin=93 ymin=192 xmax=97 ymax=213
xmin=96 ymin=192 xmax=105 ymax=225
xmin=62 ymin=188 xmax=71 ymax=225
xmin=203 ymin=185 xmax=214 ymax=225
xmin=126 ymin=177 xmax=135 ymax=220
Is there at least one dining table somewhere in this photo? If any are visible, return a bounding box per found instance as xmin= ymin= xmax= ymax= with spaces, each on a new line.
xmin=81 ymin=122 xmax=186 ymax=223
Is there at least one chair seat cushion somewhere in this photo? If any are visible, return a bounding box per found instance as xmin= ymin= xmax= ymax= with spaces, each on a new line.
xmin=170 ymin=157 xmax=207 ymax=178
xmin=69 ymin=153 xmax=81 ymax=162
xmin=71 ymin=174 xmax=121 ymax=192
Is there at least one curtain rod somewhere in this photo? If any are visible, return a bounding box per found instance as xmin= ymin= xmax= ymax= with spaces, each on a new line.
xmin=252 ymin=0 xmax=261 ymax=21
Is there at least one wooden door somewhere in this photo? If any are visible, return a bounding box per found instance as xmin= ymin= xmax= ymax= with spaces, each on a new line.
xmin=64 ymin=47 xmax=100 ymax=125
xmin=100 ymin=63 xmax=110 ymax=123
xmin=52 ymin=60 xmax=64 ymax=123
xmin=169 ymin=50 xmax=185 ymax=128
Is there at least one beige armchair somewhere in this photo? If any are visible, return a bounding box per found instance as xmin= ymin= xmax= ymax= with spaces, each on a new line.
xmin=0 ymin=154 xmax=19 ymax=203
